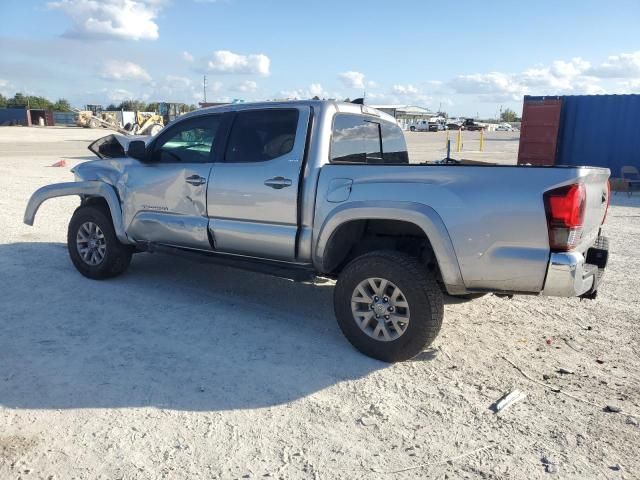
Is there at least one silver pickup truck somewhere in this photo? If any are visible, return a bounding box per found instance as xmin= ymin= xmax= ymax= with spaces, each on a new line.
xmin=24 ymin=100 xmax=611 ymax=362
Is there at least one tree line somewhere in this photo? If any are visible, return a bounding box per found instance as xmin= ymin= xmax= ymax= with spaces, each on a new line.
xmin=0 ymin=93 xmax=197 ymax=113
xmin=105 ymin=100 xmax=198 ymax=113
xmin=0 ymin=93 xmax=72 ymax=111
xmin=1 ymin=91 xmax=520 ymax=120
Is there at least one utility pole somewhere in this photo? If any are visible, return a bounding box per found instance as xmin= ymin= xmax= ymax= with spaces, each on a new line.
xmin=203 ymin=75 xmax=207 ymax=103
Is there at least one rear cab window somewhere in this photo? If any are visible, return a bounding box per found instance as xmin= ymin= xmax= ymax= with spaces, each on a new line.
xmin=330 ymin=113 xmax=409 ymax=164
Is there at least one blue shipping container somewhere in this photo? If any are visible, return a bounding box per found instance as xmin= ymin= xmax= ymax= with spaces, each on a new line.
xmin=0 ymin=108 xmax=28 ymax=126
xmin=552 ymin=95 xmax=640 ymax=178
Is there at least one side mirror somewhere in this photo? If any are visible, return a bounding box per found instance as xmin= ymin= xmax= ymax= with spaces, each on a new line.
xmin=127 ymin=140 xmax=148 ymax=161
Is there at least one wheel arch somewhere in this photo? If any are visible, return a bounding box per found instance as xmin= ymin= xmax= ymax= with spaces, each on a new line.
xmin=314 ymin=201 xmax=466 ymax=294
xmin=24 ymin=180 xmax=131 ymax=244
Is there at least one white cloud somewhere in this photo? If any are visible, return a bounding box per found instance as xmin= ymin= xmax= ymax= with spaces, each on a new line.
xmin=209 ymin=81 xmax=223 ymax=92
xmin=589 ymin=51 xmax=640 ymax=78
xmin=101 ymin=60 xmax=152 ymax=82
xmin=309 ymin=83 xmax=325 ymax=97
xmin=338 ymin=71 xmax=365 ymax=89
xmin=104 ymin=88 xmax=134 ymax=102
xmin=367 ymin=87 xmax=433 ymax=107
xmin=619 ymin=79 xmax=640 ymax=93
xmin=367 ymin=80 xmax=379 ymax=89
xmin=448 ymin=56 xmax=606 ymax=102
xmin=550 ymin=58 xmax=590 ymax=78
xmin=232 ymin=80 xmax=257 ymax=92
xmin=182 ymin=51 xmax=194 ymax=62
xmin=164 ymin=75 xmax=192 ymax=89
xmin=205 ymin=50 xmax=270 ymax=76
xmin=48 ymin=0 xmax=164 ymax=41
xmin=392 ymin=84 xmax=419 ymax=95
xmin=450 ymin=72 xmax=522 ymax=98
xmin=279 ymin=83 xmax=339 ymax=100
xmin=136 ymin=76 xmax=220 ymax=104
xmin=0 ymin=78 xmax=13 ymax=96
xmin=279 ymin=88 xmax=311 ymax=99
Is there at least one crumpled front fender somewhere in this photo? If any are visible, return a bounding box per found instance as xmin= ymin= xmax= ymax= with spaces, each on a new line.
xmin=24 ymin=180 xmax=131 ymax=244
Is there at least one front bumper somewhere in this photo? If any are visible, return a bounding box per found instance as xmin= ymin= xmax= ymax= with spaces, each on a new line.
xmin=542 ymin=236 xmax=608 ymax=297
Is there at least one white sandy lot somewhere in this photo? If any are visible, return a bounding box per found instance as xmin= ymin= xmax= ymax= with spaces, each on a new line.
xmin=0 ymin=126 xmax=639 ymax=479
xmin=405 ymin=130 xmax=520 ymax=165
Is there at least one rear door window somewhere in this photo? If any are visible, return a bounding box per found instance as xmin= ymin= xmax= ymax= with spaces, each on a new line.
xmin=330 ymin=114 xmax=408 ymax=164
xmin=225 ymin=109 xmax=299 ymax=163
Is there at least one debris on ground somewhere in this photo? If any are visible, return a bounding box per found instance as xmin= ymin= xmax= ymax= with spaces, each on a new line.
xmin=541 ymin=455 xmax=559 ymax=474
xmin=605 ymin=405 xmax=623 ymax=413
xmin=490 ymin=389 xmax=526 ymax=414
xmin=557 ymin=368 xmax=575 ymax=375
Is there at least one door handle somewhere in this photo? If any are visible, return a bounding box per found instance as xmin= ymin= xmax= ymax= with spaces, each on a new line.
xmin=264 ymin=176 xmax=293 ymax=189
xmin=186 ymin=174 xmax=206 ymax=186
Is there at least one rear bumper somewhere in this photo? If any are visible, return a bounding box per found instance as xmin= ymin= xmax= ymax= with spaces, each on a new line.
xmin=542 ymin=236 xmax=608 ymax=297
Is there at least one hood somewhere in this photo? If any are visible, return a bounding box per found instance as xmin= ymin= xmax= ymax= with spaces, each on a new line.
xmin=88 ymin=134 xmax=151 ymax=159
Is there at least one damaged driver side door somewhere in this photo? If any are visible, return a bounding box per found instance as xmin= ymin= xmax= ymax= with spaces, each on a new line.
xmin=123 ymin=113 xmax=225 ymax=250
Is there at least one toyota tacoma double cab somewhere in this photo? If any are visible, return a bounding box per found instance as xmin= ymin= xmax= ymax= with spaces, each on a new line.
xmin=24 ymin=100 xmax=611 ymax=362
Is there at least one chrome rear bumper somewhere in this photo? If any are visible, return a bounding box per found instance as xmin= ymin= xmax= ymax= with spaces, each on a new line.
xmin=542 ymin=236 xmax=608 ymax=297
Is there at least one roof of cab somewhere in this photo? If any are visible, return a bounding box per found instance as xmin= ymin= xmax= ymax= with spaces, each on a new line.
xmin=181 ymin=99 xmax=398 ymax=125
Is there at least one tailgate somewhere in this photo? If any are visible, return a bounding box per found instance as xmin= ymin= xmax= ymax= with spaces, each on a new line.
xmin=577 ymin=168 xmax=610 ymax=252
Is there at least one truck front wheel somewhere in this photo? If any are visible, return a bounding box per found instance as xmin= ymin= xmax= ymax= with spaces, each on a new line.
xmin=67 ymin=205 xmax=133 ymax=280
xmin=333 ymin=250 xmax=444 ymax=362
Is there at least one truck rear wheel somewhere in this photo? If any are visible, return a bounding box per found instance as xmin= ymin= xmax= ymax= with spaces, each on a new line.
xmin=67 ymin=205 xmax=133 ymax=280
xmin=333 ymin=250 xmax=444 ymax=362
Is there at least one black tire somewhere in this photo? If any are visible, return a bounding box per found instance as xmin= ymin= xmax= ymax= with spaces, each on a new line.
xmin=333 ymin=250 xmax=444 ymax=362
xmin=409 ymin=126 xmax=416 ymax=132
xmin=67 ymin=205 xmax=133 ymax=280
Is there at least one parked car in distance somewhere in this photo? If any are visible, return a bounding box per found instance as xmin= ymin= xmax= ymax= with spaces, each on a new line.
xmin=24 ymin=100 xmax=611 ymax=362
xmin=408 ymin=116 xmax=446 ymax=132
xmin=408 ymin=120 xmax=436 ymax=132
xmin=496 ymin=123 xmax=518 ymax=132
xmin=462 ymin=118 xmax=487 ymax=131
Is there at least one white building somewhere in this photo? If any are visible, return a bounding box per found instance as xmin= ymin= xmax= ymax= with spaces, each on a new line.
xmin=368 ymin=105 xmax=437 ymax=130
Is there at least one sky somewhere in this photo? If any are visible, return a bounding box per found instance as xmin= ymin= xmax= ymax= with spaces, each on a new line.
xmin=1 ymin=0 xmax=639 ymax=117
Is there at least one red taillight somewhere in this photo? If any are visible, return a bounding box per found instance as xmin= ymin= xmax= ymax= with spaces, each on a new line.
xmin=544 ymin=183 xmax=586 ymax=251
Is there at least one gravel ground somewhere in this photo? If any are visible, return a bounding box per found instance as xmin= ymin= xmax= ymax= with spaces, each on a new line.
xmin=0 ymin=126 xmax=639 ymax=479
